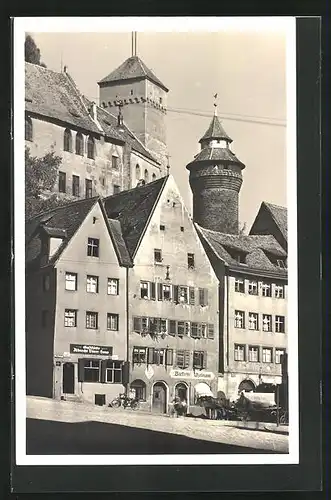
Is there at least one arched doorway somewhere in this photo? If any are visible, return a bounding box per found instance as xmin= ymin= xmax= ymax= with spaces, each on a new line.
xmin=130 ymin=379 xmax=146 ymax=401
xmin=62 ymin=362 xmax=74 ymax=394
xmin=238 ymin=379 xmax=255 ymax=393
xmin=152 ymin=382 xmax=167 ymax=413
xmin=175 ymin=382 xmax=188 ymax=403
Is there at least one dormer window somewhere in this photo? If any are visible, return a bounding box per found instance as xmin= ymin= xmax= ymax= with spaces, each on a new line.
xmin=276 ymin=259 xmax=287 ymax=269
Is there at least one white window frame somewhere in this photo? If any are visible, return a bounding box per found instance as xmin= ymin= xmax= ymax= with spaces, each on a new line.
xmin=140 ymin=281 xmax=149 ymax=299
xmin=87 ymin=237 xmax=99 ymax=257
xmin=275 ymin=349 xmax=285 ymax=364
xmin=154 ymin=248 xmax=162 ymax=263
xmin=86 ymin=311 xmax=98 ymax=329
xmin=275 ymin=284 xmax=285 ymax=299
xmin=248 ymin=312 xmax=259 ymax=330
xmin=261 ymin=282 xmax=271 ymax=297
xmin=64 ymin=309 xmax=77 ymax=327
xmin=106 ymin=361 xmax=122 ymax=383
xmin=262 ymin=348 xmax=272 ymax=363
xmin=275 ymin=315 xmax=285 ymax=333
xmin=248 ymin=346 xmax=259 ymax=362
xmin=107 ymin=278 xmax=119 ymax=295
xmin=235 ymin=310 xmax=245 ymax=329
xmin=248 ymin=280 xmax=258 ymax=295
xmin=65 ymin=272 xmax=77 ymax=291
xmin=86 ymin=275 xmax=98 ymax=293
xmin=234 ymin=344 xmax=245 ymax=361
xmin=162 ymin=284 xmax=172 ymax=300
xmin=235 ymin=277 xmax=245 ymax=293
xmin=178 ymin=286 xmax=188 ymax=304
xmin=133 ymin=347 xmax=147 ymax=364
xmin=107 ymin=313 xmax=119 ymax=331
xmin=262 ymin=314 xmax=272 ymax=332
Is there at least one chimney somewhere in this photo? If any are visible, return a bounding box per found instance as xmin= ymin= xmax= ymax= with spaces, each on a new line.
xmin=64 ymin=65 xmax=67 ymax=73
xmin=91 ymin=101 xmax=97 ymax=122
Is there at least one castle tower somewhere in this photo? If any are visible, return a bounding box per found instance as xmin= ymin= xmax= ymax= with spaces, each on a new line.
xmin=98 ymin=33 xmax=169 ymax=172
xmin=186 ymin=103 xmax=245 ymax=234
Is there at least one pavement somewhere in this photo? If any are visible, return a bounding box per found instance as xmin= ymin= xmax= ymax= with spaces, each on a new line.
xmin=26 ymin=396 xmax=289 ymax=454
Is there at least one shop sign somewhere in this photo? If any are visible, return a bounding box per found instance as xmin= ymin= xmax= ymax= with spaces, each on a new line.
xmin=145 ymin=365 xmax=154 ymax=379
xmin=170 ymin=369 xmax=215 ymax=380
xmin=70 ymin=344 xmax=113 ymax=356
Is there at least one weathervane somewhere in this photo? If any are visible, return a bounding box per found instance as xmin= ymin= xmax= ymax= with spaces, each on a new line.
xmin=213 ymin=93 xmax=218 ymax=116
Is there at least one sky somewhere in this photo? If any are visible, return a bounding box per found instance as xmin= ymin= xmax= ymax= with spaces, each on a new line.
xmin=30 ymin=26 xmax=288 ymax=230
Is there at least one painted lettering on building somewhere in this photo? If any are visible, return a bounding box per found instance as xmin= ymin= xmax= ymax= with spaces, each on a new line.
xmin=70 ymin=344 xmax=113 ymax=356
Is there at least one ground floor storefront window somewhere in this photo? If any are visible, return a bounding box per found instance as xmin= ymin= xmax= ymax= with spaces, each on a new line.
xmin=78 ymin=358 xmax=124 ymax=384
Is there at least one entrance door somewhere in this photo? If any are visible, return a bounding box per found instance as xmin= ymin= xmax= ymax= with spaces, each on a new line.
xmin=152 ymin=382 xmax=167 ymax=413
xmin=62 ymin=362 xmax=75 ymax=394
xmin=175 ymin=383 xmax=188 ymax=403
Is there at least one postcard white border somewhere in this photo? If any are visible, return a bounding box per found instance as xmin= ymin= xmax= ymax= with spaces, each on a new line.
xmin=14 ymin=16 xmax=298 ymax=466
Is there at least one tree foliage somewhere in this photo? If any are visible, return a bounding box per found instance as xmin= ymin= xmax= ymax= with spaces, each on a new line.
xmin=25 ymin=34 xmax=47 ymax=67
xmin=25 ymin=147 xmax=68 ymax=220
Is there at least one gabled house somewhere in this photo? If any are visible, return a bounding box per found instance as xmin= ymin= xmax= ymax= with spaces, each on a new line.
xmin=103 ymin=175 xmax=219 ymax=413
xmin=250 ymin=201 xmax=288 ymax=252
xmin=25 ymin=197 xmax=132 ymax=404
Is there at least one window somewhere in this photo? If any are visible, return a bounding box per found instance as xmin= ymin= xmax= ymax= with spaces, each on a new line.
xmin=234 ymin=310 xmax=245 ymax=328
xmin=248 ymin=346 xmax=259 ymax=362
xmin=113 ymin=184 xmax=120 ymax=194
xmin=200 ymin=323 xmax=207 ymax=338
xmin=133 ymin=347 xmax=147 ymax=364
xmin=131 ymin=379 xmax=146 ymax=400
xmin=64 ymin=309 xmax=77 ymax=327
xmin=177 ymin=321 xmax=185 ymax=336
xmin=275 ymin=284 xmax=285 ymax=299
xmin=275 ymin=348 xmax=285 ymax=364
xmin=140 ymin=281 xmax=149 ymax=299
xmin=189 ymin=287 xmax=195 ymax=305
xmin=193 ymin=351 xmax=206 ymax=370
xmin=191 ymin=322 xmax=199 ymax=338
xmin=235 ymin=277 xmax=245 ymax=293
xmin=107 ymin=313 xmax=119 ymax=331
xmin=160 ymin=224 xmax=165 ymax=231
xmin=207 ymin=324 xmax=215 ymax=339
xmin=176 ymin=350 xmax=190 ymax=369
xmin=41 ymin=310 xmax=49 ymax=328
xmin=86 ymin=311 xmax=98 ymax=329
xmin=262 ymin=314 xmax=272 ymax=332
xmin=199 ymin=288 xmax=208 ymax=306
xmin=75 ymin=132 xmax=84 ymax=156
xmin=63 ymin=128 xmax=72 ymax=152
xmin=82 ymin=359 xmax=101 ymax=382
xmin=154 ymin=249 xmax=162 ymax=263
xmin=248 ymin=280 xmax=258 ymax=295
xmin=154 ymin=348 xmax=165 ymax=365
xmin=262 ymin=347 xmax=273 ymax=363
xmin=180 ymin=226 xmax=184 ymax=232
xmin=275 ymin=315 xmax=285 ymax=333
xmin=86 ymin=275 xmax=99 ymax=293
xmin=112 ymin=155 xmax=119 ymax=169
xmin=248 ymin=312 xmax=259 ymax=330
xmin=234 ymin=344 xmax=245 ymax=361
xmin=261 ymin=282 xmax=271 ymax=297
xmin=159 ymin=97 xmax=163 ymax=104
xmin=58 ymin=171 xmax=66 ymax=193
xmin=188 ymin=253 xmax=195 ymax=269
xmin=130 ymin=89 xmax=134 ymax=95
xmin=85 ymin=179 xmax=93 ymax=198
xmin=87 ymin=135 xmax=95 ymax=160
xmin=152 ymin=173 xmax=156 ymax=181
xmin=178 ymin=286 xmax=188 ymax=304
xmin=87 ymin=238 xmax=99 ymax=257
xmin=105 ymin=361 xmax=122 ymax=383
xmin=276 ymin=259 xmax=287 ymax=269
xmin=135 ymin=164 xmax=141 ymax=180
xmin=144 ymin=169 xmax=149 ymax=183
xmin=42 ymin=274 xmax=50 ymax=291
xmin=72 ymin=175 xmax=80 ymax=197
xmin=65 ymin=272 xmax=77 ymax=291
xmin=161 ymin=319 xmax=167 ymax=332
xmin=107 ymin=278 xmax=119 ymax=295
xmin=25 ymin=116 xmax=33 ymax=141
xmin=162 ymin=284 xmax=171 ymax=300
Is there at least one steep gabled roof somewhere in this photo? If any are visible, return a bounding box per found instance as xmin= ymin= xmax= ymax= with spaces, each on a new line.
xmin=263 ymin=202 xmax=288 ymax=241
xmin=26 ymin=197 xmax=132 ymax=269
xmin=103 ymin=176 xmax=168 ymax=258
xmin=199 ymin=115 xmax=233 ymax=143
xmin=195 ymin=224 xmax=287 ymax=276
xmin=25 ymin=62 xmax=100 ymax=134
xmin=249 ymin=201 xmax=288 ymax=247
xmin=98 ymin=56 xmax=169 ymax=92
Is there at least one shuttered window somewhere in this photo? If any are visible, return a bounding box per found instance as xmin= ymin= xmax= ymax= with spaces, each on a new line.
xmin=177 ymin=321 xmax=185 ymax=336
xmin=207 ymin=324 xmax=215 ymax=339
xmin=150 ymin=282 xmax=156 ymax=300
xmin=191 ymin=322 xmax=199 ymax=338
xmin=147 ymin=347 xmax=154 ymax=364
xmin=193 ymin=351 xmax=207 ymax=370
xmin=176 ymin=350 xmax=190 ymax=369
xmin=169 ymin=320 xmax=177 ymax=336
xmin=158 ymin=283 xmax=163 ymax=301
xmin=199 ymin=288 xmax=209 ymax=306
xmin=173 ymin=285 xmax=179 ymax=303
xmin=165 ymin=349 xmax=173 ymax=366
xmin=189 ymin=287 xmax=195 ymax=305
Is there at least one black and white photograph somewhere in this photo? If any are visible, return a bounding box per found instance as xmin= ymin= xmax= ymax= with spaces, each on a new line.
xmin=14 ymin=17 xmax=300 ymax=467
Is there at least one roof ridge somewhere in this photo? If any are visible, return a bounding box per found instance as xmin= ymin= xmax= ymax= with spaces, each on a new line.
xmin=65 ymin=75 xmax=104 ymax=133
xmin=263 ymin=201 xmax=287 ymax=210
xmin=27 ymin=196 xmax=100 ymax=222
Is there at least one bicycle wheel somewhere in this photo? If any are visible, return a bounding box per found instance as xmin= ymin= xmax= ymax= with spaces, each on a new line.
xmin=110 ymin=399 xmax=121 ymax=408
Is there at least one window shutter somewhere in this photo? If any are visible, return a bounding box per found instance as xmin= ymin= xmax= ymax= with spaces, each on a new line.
xmin=184 ymin=351 xmax=190 ymax=369
xmin=169 ymin=320 xmax=177 ymax=336
xmin=150 ymin=282 xmax=156 ymax=300
xmin=199 ymin=288 xmax=204 ymax=306
xmin=166 ymin=349 xmax=173 ymax=366
xmin=207 ymin=324 xmax=214 ymax=339
xmin=202 ymin=352 xmax=207 ymax=370
xmin=173 ymin=285 xmax=179 ymax=304
xmin=204 ymin=288 xmax=209 ymax=306
xmin=147 ymin=347 xmax=155 ymax=364
xmin=189 ymin=287 xmax=195 ymax=305
xmin=100 ymin=359 xmax=107 ymax=383
xmin=184 ymin=322 xmax=190 ymax=336
xmin=122 ymin=361 xmax=129 ymax=385
xmin=158 ymin=283 xmax=163 ymax=301
xmin=133 ymin=317 xmax=142 ymax=332
xmin=78 ymin=359 xmax=85 ymax=382
xmin=197 ymin=324 xmax=202 ymax=338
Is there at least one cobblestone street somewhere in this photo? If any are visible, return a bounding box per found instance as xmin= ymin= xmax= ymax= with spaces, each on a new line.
xmin=26 ymin=397 xmax=288 ymax=454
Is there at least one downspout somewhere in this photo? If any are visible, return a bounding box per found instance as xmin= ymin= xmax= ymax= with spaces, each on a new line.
xmin=125 ymin=266 xmax=130 ymax=396
xmin=226 ymin=268 xmax=230 ymax=373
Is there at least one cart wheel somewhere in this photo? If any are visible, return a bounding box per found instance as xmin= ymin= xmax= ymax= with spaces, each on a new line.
xmin=110 ymin=399 xmax=121 ymax=408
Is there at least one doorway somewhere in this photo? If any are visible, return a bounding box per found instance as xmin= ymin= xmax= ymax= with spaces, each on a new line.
xmin=175 ymin=382 xmax=188 ymax=403
xmin=152 ymin=382 xmax=167 ymax=413
xmin=62 ymin=362 xmax=75 ymax=394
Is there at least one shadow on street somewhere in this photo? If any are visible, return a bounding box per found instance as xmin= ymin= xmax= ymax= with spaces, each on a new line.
xmin=26 ymin=418 xmax=279 ymax=455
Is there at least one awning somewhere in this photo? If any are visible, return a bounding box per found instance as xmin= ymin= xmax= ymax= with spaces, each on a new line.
xmin=195 ymin=382 xmax=214 ymax=398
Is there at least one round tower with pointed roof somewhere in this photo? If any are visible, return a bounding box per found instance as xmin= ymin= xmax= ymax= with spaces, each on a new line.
xmin=186 ymin=107 xmax=245 ymax=234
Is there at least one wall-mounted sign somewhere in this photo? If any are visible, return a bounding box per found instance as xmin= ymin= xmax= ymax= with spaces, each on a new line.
xmin=145 ymin=365 xmax=154 ymax=379
xmin=70 ymin=344 xmax=113 ymax=356
xmin=170 ymin=369 xmax=215 ymax=380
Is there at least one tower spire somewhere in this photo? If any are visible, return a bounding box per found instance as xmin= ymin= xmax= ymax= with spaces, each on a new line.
xmin=132 ymin=32 xmax=137 ymax=57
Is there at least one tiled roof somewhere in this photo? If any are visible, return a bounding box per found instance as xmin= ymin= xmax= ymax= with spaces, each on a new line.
xmin=195 ymin=224 xmax=287 ymax=274
xmin=98 ymin=56 xmax=169 ymax=92
xmin=199 ymin=115 xmax=233 ymax=143
xmin=187 ymin=147 xmax=245 ymax=168
xmin=103 ymin=176 xmax=167 ymax=258
xmin=263 ymin=202 xmax=288 ymax=241
xmin=26 ymin=197 xmax=132 ymax=269
xmin=25 ymin=62 xmax=100 ymax=134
